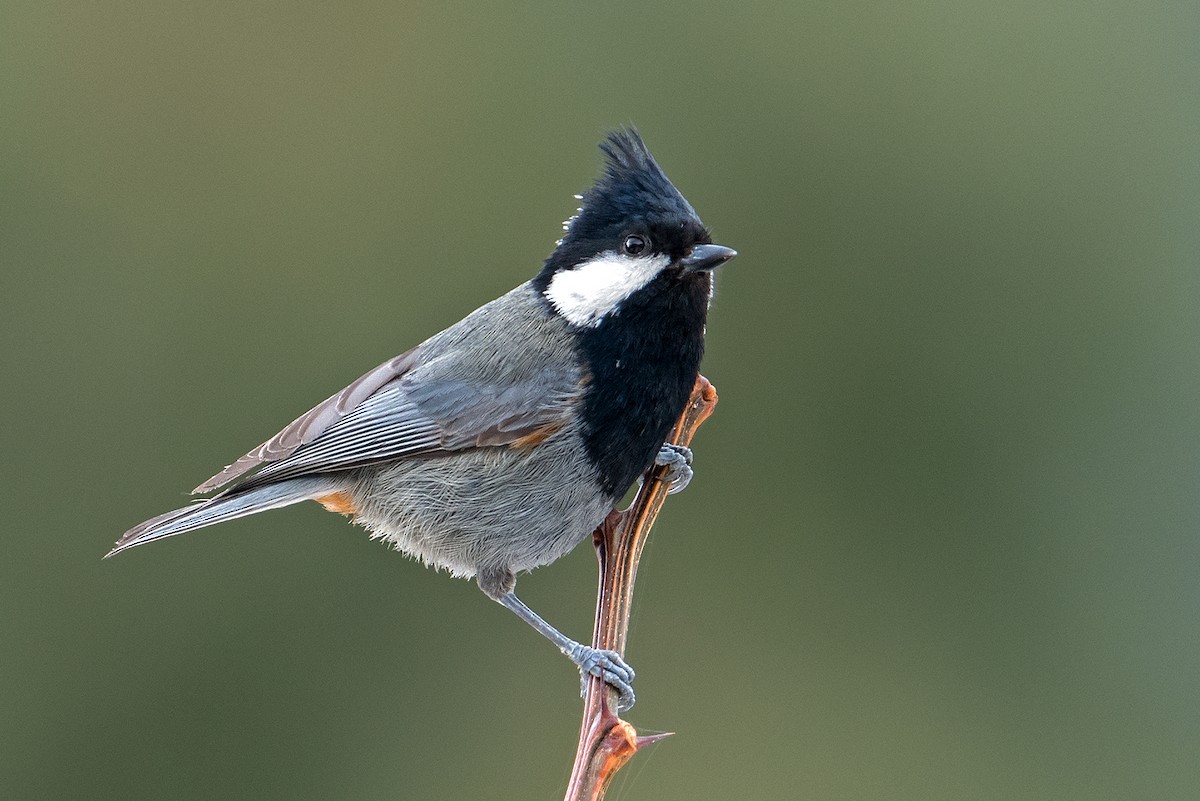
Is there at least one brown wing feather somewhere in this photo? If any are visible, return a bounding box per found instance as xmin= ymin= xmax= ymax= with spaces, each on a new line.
xmin=229 ymin=369 xmax=583 ymax=490
xmin=192 ymin=347 xmax=421 ymax=494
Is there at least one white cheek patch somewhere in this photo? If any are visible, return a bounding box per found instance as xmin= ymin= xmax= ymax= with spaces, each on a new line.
xmin=544 ymin=251 xmax=672 ymax=327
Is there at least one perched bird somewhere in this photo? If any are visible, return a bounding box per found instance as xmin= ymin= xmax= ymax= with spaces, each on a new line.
xmin=108 ymin=129 xmax=736 ymax=709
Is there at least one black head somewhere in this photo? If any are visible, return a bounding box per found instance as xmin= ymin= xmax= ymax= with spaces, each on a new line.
xmin=534 ymin=130 xmax=735 ymax=498
xmin=535 ymin=129 xmax=736 ymax=328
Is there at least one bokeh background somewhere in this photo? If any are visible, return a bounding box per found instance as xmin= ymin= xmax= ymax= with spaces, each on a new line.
xmin=3 ymin=2 xmax=1198 ymax=799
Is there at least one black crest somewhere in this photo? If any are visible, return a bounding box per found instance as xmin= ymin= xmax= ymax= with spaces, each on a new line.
xmin=539 ymin=129 xmax=707 ymax=281
xmin=591 ymin=128 xmax=698 ymax=225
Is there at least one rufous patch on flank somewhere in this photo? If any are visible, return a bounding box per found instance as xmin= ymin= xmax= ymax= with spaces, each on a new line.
xmin=315 ymin=492 xmax=357 ymax=516
xmin=510 ymin=420 xmax=566 ymax=450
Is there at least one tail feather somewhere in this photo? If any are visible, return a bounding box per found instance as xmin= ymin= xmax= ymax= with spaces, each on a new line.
xmin=106 ymin=477 xmax=337 ymax=558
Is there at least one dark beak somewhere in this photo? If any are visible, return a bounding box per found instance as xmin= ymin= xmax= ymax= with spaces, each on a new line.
xmin=681 ymin=243 xmax=737 ymax=273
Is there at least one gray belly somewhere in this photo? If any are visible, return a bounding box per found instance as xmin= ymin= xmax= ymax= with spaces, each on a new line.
xmin=343 ymin=427 xmax=613 ymax=580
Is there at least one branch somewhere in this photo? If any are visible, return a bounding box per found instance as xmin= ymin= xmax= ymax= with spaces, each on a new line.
xmin=563 ymin=375 xmax=719 ymax=801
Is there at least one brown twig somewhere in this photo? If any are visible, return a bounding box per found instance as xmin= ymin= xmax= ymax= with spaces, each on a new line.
xmin=562 ymin=375 xmax=719 ymax=801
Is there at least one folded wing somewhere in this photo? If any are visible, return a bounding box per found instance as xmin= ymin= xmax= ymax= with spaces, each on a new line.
xmin=194 ymin=346 xmax=584 ymax=496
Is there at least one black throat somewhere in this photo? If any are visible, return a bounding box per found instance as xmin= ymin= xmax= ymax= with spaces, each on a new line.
xmin=574 ymin=273 xmax=711 ymax=498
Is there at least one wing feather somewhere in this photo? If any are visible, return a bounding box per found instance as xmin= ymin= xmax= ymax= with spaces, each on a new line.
xmin=192 ymin=284 xmax=583 ymax=495
xmin=194 ymin=352 xmax=583 ymax=494
xmin=192 ymin=348 xmax=420 ymax=493
xmin=236 ymin=382 xmax=442 ymax=485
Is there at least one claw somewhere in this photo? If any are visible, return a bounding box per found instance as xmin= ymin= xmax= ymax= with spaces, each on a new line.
xmin=568 ymin=644 xmax=637 ymax=710
xmin=654 ymin=444 xmax=694 ymax=495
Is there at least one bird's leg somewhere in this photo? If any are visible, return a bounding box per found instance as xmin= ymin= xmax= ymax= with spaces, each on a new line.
xmin=479 ymin=570 xmax=636 ymax=709
xmin=654 ymin=443 xmax=693 ymax=494
xmin=497 ymin=592 xmax=637 ymax=710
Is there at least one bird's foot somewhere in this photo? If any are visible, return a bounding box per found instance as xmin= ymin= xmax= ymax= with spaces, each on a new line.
xmin=655 ymin=443 xmax=694 ymax=494
xmin=565 ymin=643 xmax=637 ymax=710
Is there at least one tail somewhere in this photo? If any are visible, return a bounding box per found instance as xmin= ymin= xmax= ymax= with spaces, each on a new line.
xmin=106 ymin=477 xmax=338 ymax=558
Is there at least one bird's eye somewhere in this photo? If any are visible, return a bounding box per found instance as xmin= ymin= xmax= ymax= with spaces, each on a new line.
xmin=622 ymin=234 xmax=647 ymax=256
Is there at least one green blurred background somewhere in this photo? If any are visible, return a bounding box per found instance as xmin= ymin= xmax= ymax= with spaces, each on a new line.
xmin=3 ymin=1 xmax=1198 ymax=799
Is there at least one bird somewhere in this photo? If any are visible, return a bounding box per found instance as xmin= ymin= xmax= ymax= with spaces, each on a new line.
xmin=108 ymin=129 xmax=736 ymax=709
